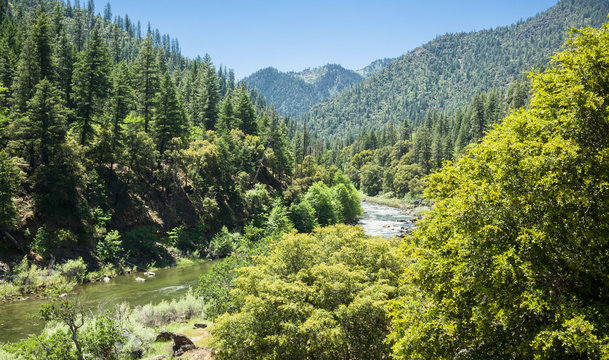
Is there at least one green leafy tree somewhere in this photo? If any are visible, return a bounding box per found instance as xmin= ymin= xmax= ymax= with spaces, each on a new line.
xmin=389 ymin=23 xmax=609 ymax=359
xmin=304 ymin=181 xmax=337 ymax=226
xmin=288 ymin=200 xmax=317 ymax=233
xmin=211 ymin=225 xmax=402 ymax=360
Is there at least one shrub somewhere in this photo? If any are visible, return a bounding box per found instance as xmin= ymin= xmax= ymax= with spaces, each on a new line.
xmin=263 ymin=201 xmax=293 ymax=237
xmin=211 ymin=225 xmax=402 ymax=360
xmin=57 ymin=258 xmax=87 ymax=283
xmin=96 ymin=230 xmax=122 ymax=263
xmin=209 ymin=226 xmax=243 ymax=258
xmin=288 ymin=200 xmax=317 ymax=233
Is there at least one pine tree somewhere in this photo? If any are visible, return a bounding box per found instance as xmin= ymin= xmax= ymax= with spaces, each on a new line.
xmin=216 ymin=95 xmax=235 ymax=135
xmin=153 ymin=72 xmax=186 ymax=155
xmin=108 ymin=61 xmax=132 ymax=161
xmin=53 ymin=28 xmax=75 ymax=108
xmin=71 ymin=26 xmax=111 ymax=145
xmin=201 ymin=54 xmax=219 ymax=131
xmin=134 ymin=36 xmax=158 ymax=132
xmin=17 ymin=79 xmax=66 ymax=167
xmin=12 ymin=10 xmax=53 ymax=113
xmin=234 ymin=84 xmax=257 ymax=135
xmin=469 ymin=93 xmax=486 ymax=141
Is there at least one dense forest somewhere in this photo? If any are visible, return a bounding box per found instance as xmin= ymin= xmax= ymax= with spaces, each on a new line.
xmin=301 ymin=0 xmax=609 ymax=141
xmin=0 ymin=0 xmax=360 ymax=285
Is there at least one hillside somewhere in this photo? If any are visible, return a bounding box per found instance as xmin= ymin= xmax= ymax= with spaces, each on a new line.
xmin=244 ymin=63 xmax=382 ymax=117
xmin=301 ymin=0 xmax=609 ymax=140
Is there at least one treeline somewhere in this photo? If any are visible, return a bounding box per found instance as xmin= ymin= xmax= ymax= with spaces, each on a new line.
xmin=0 ymin=0 xmax=351 ymax=269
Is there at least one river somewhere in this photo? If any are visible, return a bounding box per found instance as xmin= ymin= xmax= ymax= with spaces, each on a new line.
xmin=358 ymin=200 xmax=415 ymax=238
xmin=0 ymin=201 xmax=412 ymax=343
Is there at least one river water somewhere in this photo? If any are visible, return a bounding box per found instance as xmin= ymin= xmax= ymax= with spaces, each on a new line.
xmin=0 ymin=261 xmax=214 ymax=343
xmin=358 ymin=200 xmax=414 ymax=238
xmin=1 ymin=201 xmax=412 ymax=343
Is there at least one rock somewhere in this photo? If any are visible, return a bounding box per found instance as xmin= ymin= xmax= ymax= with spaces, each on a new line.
xmin=144 ymin=271 xmax=156 ymax=277
xmin=59 ymin=293 xmax=68 ymax=298
xmin=172 ymin=333 xmax=196 ymax=357
xmin=155 ymin=331 xmax=174 ymax=342
xmin=194 ymin=322 xmax=207 ymax=329
xmin=103 ymin=276 xmax=110 ymax=282
xmin=135 ymin=277 xmax=146 ymax=282
xmin=148 ymin=356 xmax=167 ymax=360
xmin=154 ymin=331 xmax=197 ymax=357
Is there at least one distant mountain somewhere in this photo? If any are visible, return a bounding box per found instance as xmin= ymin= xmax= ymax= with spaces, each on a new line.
xmin=301 ymin=0 xmax=609 ymax=140
xmin=356 ymin=58 xmax=396 ymax=78
xmin=244 ymin=64 xmax=366 ymax=117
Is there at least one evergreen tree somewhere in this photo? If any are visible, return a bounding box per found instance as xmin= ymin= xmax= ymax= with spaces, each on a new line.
xmin=53 ymin=28 xmax=75 ymax=107
xmin=201 ymin=55 xmax=219 ymax=131
xmin=134 ymin=36 xmax=158 ymax=132
xmin=71 ymin=26 xmax=111 ymax=145
xmin=153 ymin=71 xmax=186 ymax=155
xmin=12 ymin=10 xmax=53 ymax=113
xmin=216 ymin=95 xmax=235 ymax=135
xmin=108 ymin=61 xmax=132 ymax=161
xmin=17 ymin=79 xmax=66 ymax=168
xmin=234 ymin=84 xmax=257 ymax=135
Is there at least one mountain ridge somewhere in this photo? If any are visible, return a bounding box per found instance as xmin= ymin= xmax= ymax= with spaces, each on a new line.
xmin=243 ymin=60 xmax=393 ymax=117
xmin=300 ymin=0 xmax=609 ymax=140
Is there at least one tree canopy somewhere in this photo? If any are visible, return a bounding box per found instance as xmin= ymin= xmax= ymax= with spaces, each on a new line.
xmin=388 ymin=22 xmax=609 ymax=359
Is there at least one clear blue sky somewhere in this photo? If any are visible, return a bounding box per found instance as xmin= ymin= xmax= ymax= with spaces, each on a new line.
xmin=93 ymin=0 xmax=558 ymax=79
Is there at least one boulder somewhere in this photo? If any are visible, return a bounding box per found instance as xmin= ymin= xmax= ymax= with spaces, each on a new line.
xmin=194 ymin=322 xmax=207 ymax=329
xmin=154 ymin=331 xmax=197 ymax=357
xmin=135 ymin=277 xmax=146 ymax=282
xmin=172 ymin=333 xmax=196 ymax=357
xmin=148 ymin=356 xmax=167 ymax=360
xmin=154 ymin=331 xmax=174 ymax=342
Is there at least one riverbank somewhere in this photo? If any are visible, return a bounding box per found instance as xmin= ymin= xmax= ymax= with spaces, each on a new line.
xmin=360 ymin=193 xmax=430 ymax=217
xmin=0 ymin=252 xmax=207 ymax=303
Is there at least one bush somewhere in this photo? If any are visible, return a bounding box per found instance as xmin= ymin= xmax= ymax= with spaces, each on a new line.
xmin=288 ymin=200 xmax=317 ymax=233
xmin=209 ymin=226 xmax=243 ymax=258
xmin=96 ymin=230 xmax=122 ymax=263
xmin=132 ymin=291 xmax=203 ymax=328
xmin=81 ymin=314 xmax=125 ymax=360
xmin=57 ymin=258 xmax=87 ymax=283
xmin=263 ymin=201 xmax=293 ymax=237
xmin=29 ymin=225 xmax=54 ymax=255
xmin=211 ymin=225 xmax=402 ymax=360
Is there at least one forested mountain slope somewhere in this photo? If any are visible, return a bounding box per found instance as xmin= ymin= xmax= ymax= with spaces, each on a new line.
xmin=244 ymin=62 xmax=389 ymax=117
xmin=301 ymin=0 xmax=609 ymax=140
